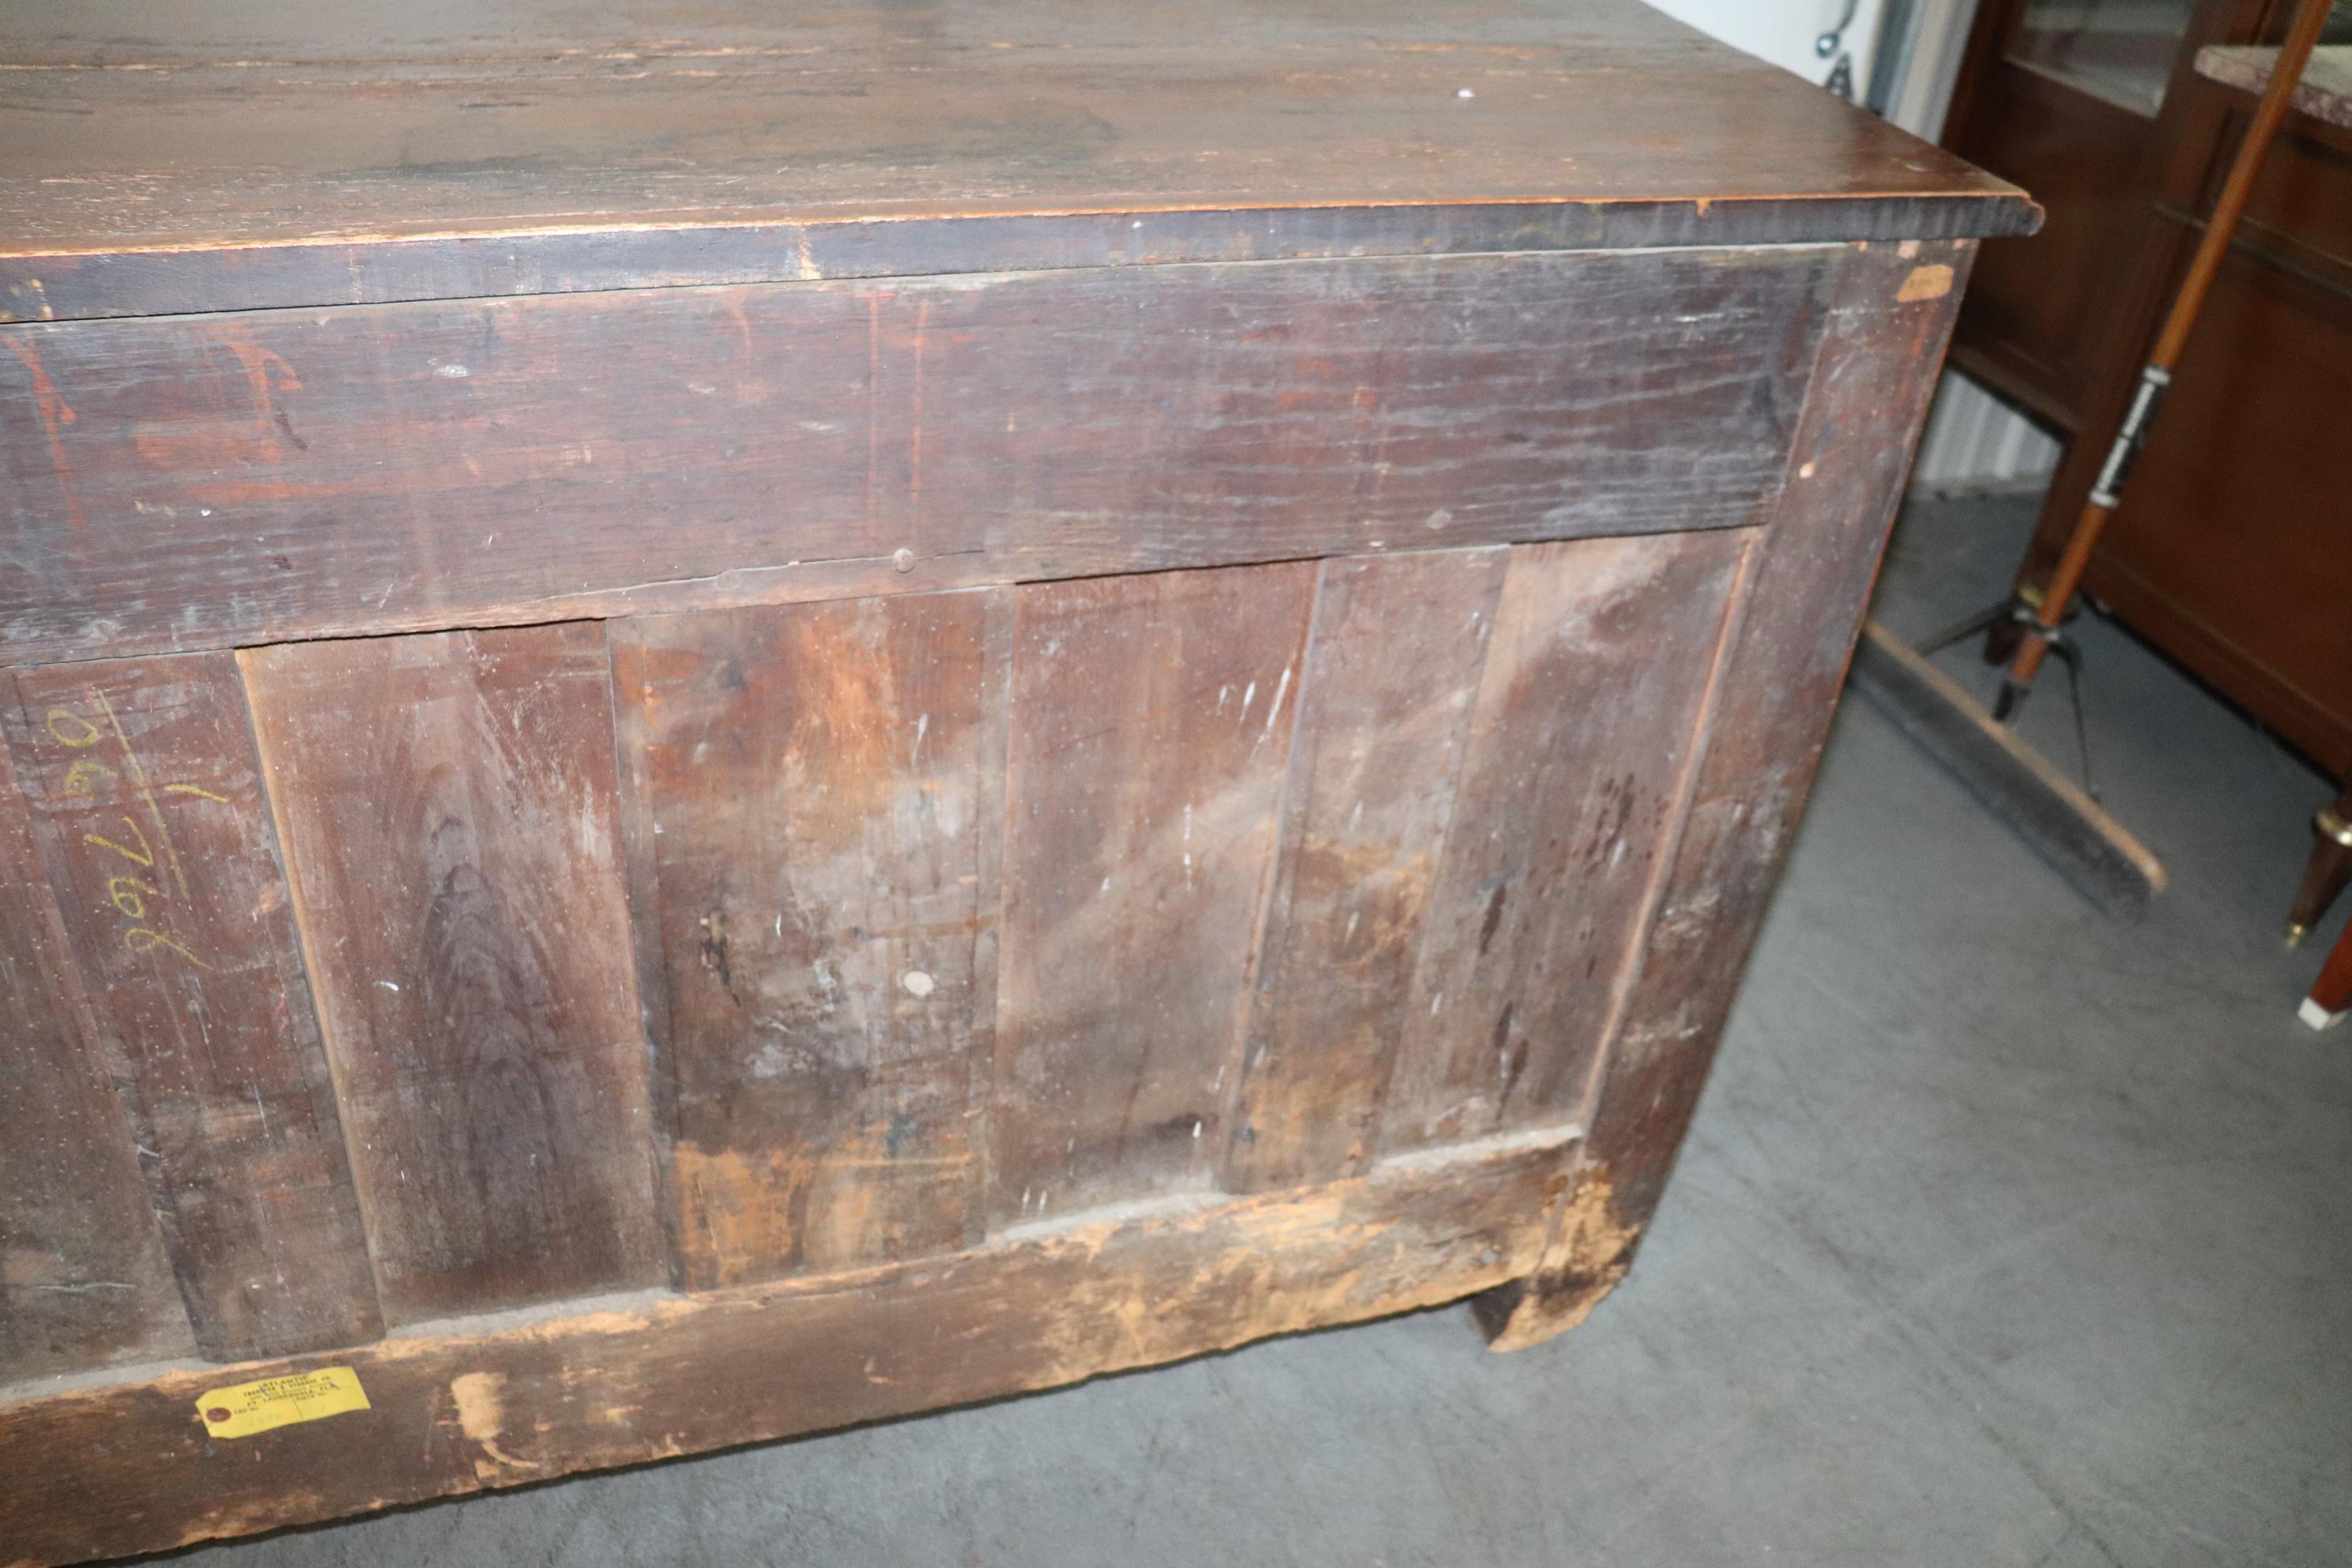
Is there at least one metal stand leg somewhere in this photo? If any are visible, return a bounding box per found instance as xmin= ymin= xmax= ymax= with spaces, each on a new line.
xmin=2046 ymin=633 xmax=2098 ymax=804
xmin=1924 ymin=600 xmax=2099 ymax=801
xmin=1917 ymin=597 xmax=2022 ymax=658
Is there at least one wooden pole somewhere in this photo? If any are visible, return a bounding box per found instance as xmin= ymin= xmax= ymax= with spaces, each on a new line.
xmin=2000 ymin=0 xmax=2336 ymax=712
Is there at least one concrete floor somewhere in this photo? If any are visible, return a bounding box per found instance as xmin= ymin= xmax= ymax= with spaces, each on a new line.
xmin=179 ymin=493 xmax=2352 ymax=1568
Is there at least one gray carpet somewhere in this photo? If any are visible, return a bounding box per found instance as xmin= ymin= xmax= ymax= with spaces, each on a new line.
xmin=178 ymin=492 xmax=2352 ymax=1568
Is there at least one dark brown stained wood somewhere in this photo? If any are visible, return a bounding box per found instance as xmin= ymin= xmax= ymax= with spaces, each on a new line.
xmin=1221 ymin=548 xmax=1508 ymax=1192
xmin=609 ymin=592 xmax=1006 ymax=1290
xmin=994 ymin=562 xmax=1317 ymax=1225
xmin=0 ymin=0 xmax=2034 ymax=322
xmin=0 ymin=1122 xmax=1576 ymax=1568
xmin=1479 ymin=239 xmax=1975 ymax=1351
xmin=2 ymin=655 xmax=381 ymax=1362
xmin=0 ymin=0 xmax=2018 ymax=1540
xmin=239 ymin=624 xmax=665 ymax=1323
xmin=0 ymin=246 xmax=1835 ymax=665
xmin=0 ymin=739 xmax=190 ymax=1381
xmin=1380 ymin=530 xmax=1751 ymax=1153
xmin=2 ymin=201 xmax=2037 ymax=329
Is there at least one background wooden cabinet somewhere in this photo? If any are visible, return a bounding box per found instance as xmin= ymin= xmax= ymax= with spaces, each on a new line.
xmin=1940 ymin=0 xmax=2352 ymax=928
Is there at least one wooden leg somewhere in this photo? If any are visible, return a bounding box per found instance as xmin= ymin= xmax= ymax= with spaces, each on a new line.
xmin=2302 ymin=918 xmax=2352 ymax=1031
xmin=1472 ymin=1163 xmax=1640 ymax=1350
xmin=1475 ymin=240 xmax=1970 ymax=1352
xmin=2286 ymin=789 xmax=2352 ymax=947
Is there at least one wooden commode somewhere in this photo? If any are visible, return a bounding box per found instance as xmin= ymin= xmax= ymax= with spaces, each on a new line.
xmin=0 ymin=2 xmax=2031 ymax=1559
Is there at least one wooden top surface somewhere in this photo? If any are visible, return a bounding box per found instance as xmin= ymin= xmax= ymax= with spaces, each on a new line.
xmin=2197 ymin=44 xmax=2352 ymax=130
xmin=0 ymin=0 xmax=2033 ymax=318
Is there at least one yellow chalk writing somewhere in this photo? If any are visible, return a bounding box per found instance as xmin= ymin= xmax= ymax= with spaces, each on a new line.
xmin=90 ymin=688 xmax=190 ymax=900
xmin=43 ymin=692 xmax=217 ymax=972
xmin=85 ymin=816 xmax=154 ymax=869
xmin=63 ymin=756 xmax=115 ymax=796
xmin=125 ymin=926 xmax=209 ymax=969
xmin=107 ymin=874 xmax=156 ymax=918
xmin=45 ymin=707 xmax=102 ymax=747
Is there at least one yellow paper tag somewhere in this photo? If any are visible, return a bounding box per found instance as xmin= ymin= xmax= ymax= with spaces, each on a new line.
xmin=195 ymin=1366 xmax=370 ymax=1439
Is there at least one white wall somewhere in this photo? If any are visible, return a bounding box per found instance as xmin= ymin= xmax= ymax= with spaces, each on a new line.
xmin=1646 ymin=0 xmax=1886 ymax=92
xmin=1655 ymin=0 xmax=2060 ymax=494
xmin=1911 ymin=374 xmax=2064 ymax=492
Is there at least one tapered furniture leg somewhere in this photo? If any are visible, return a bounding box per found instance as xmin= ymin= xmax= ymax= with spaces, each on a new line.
xmin=2302 ymin=919 xmax=2352 ymax=1031
xmin=2286 ymin=789 xmax=2352 ymax=947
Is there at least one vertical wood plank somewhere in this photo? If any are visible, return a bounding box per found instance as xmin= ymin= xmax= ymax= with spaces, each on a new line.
xmin=612 ymin=590 xmax=1006 ymax=1290
xmin=1480 ymin=240 xmax=1976 ymax=1349
xmin=5 ymin=655 xmax=381 ymax=1361
xmin=0 ymin=738 xmax=190 ymax=1381
xmin=240 ymin=623 xmax=665 ymax=1322
xmin=1381 ymin=530 xmax=1751 ymax=1153
xmin=1220 ymin=548 xmax=1508 ymax=1193
xmin=993 ymin=561 xmax=1317 ymax=1226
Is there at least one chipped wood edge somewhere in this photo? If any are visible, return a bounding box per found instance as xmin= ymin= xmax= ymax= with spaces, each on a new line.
xmin=0 ymin=194 xmax=2044 ymax=326
xmin=0 ymin=1123 xmax=1577 ymax=1568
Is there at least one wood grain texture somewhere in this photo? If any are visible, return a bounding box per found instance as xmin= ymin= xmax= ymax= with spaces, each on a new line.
xmin=993 ymin=563 xmax=1317 ymax=1225
xmin=2 ymin=202 xmax=2038 ymax=329
xmin=0 ymin=0 xmax=2033 ymax=319
xmin=0 ymin=1121 xmax=1576 ymax=1568
xmin=1222 ymin=548 xmax=1508 ymax=1192
xmin=1381 ymin=530 xmax=1751 ymax=1153
xmin=240 ymin=624 xmax=664 ymax=1324
xmin=0 ymin=0 xmax=2015 ymax=1540
xmin=1479 ymin=240 xmax=1975 ymax=1350
xmin=3 ymin=655 xmax=381 ymax=1362
xmin=1951 ymin=3 xmax=2350 ymax=787
xmin=0 ymin=739 xmax=190 ymax=1382
xmin=611 ymin=592 xmax=1006 ymax=1289
xmin=0 ymin=247 xmax=1833 ymax=664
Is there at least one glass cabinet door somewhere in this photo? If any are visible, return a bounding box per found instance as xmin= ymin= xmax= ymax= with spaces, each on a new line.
xmin=2009 ymin=0 xmax=2203 ymax=114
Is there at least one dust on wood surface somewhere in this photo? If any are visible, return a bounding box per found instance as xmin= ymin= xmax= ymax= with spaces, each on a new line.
xmin=0 ymin=0 xmax=2030 ymax=311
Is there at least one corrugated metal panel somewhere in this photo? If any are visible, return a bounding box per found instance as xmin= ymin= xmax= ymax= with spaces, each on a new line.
xmin=1875 ymin=0 xmax=2064 ymax=494
xmin=1651 ymin=1 xmax=2057 ymax=494
xmin=1911 ymin=371 xmax=2063 ymax=492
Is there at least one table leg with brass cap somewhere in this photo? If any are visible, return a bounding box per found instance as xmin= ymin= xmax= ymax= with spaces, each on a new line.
xmin=2301 ymin=918 xmax=2352 ymax=1032
xmin=2286 ymin=792 xmax=2352 ymax=948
